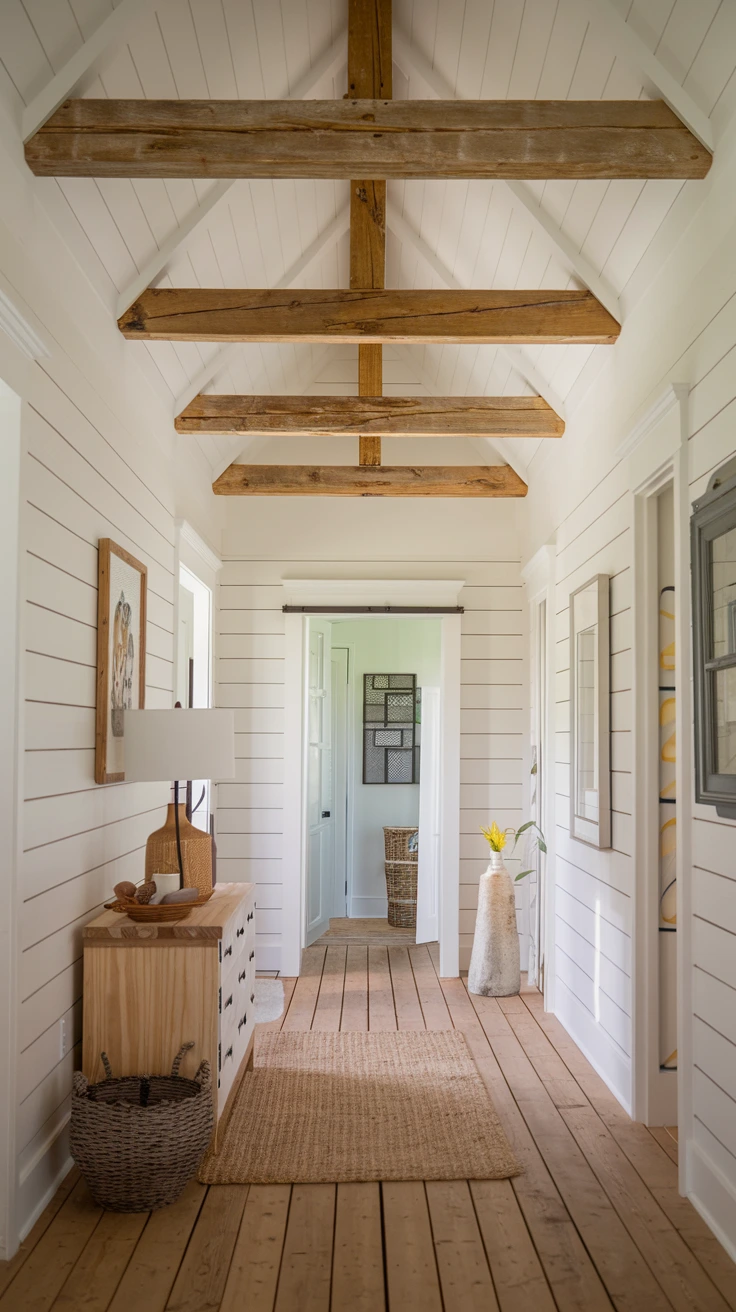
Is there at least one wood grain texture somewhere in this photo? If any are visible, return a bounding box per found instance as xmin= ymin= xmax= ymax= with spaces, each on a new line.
xmin=348 ymin=2 xmax=391 ymax=470
xmin=83 ymin=884 xmax=248 ymax=941
xmin=26 ymin=100 xmax=712 ymax=179
xmin=119 ymin=288 xmax=620 ymax=344
xmin=175 ymin=394 xmax=565 ymax=438
xmin=212 ymin=464 xmax=528 ymax=498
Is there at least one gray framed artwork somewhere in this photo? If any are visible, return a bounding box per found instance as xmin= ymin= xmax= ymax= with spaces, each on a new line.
xmin=363 ymin=674 xmax=421 ymax=784
xmin=569 ymin=574 xmax=611 ymax=848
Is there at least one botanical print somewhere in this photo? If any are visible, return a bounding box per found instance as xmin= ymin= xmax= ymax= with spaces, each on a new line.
xmin=95 ymin=539 xmax=146 ymax=784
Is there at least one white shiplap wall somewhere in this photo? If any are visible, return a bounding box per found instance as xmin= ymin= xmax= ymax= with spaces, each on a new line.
xmin=522 ymin=115 xmax=736 ymax=1255
xmin=0 ymin=114 xmax=220 ymax=1243
xmin=216 ymin=489 xmax=525 ymax=973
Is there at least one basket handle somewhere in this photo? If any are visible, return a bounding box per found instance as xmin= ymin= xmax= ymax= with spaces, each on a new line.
xmin=170 ymin=1041 xmax=195 ymax=1077
xmin=195 ymin=1060 xmax=211 ymax=1092
xmin=73 ymin=1071 xmax=88 ymax=1096
xmin=100 ymin=1052 xmax=113 ymax=1080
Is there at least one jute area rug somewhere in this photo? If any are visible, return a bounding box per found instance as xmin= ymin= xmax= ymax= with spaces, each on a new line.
xmin=199 ymin=1030 xmax=520 ymax=1184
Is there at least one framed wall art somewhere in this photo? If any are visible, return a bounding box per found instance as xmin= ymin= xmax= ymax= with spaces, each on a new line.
xmin=569 ymin=574 xmax=611 ymax=848
xmin=363 ymin=673 xmax=421 ymax=783
xmin=95 ymin=538 xmax=147 ymax=784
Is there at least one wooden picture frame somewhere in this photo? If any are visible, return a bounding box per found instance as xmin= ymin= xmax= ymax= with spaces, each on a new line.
xmin=95 ymin=539 xmax=147 ymax=784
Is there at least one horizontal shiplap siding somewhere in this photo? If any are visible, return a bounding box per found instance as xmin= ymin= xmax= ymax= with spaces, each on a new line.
xmin=18 ymin=361 xmax=178 ymax=1221
xmin=215 ymin=556 xmax=525 ymax=972
xmin=551 ymin=461 xmax=633 ymax=1106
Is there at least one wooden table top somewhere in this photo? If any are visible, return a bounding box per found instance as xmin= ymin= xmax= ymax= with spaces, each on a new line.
xmin=83 ymin=882 xmax=254 ymax=944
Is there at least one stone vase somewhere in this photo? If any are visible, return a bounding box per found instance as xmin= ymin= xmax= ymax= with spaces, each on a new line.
xmin=467 ymin=851 xmax=520 ymax=996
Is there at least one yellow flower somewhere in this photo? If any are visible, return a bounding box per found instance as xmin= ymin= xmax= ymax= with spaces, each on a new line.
xmin=481 ymin=821 xmax=506 ymax=852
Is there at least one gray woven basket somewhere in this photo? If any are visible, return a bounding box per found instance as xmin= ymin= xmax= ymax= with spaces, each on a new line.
xmin=70 ymin=1042 xmax=213 ymax=1212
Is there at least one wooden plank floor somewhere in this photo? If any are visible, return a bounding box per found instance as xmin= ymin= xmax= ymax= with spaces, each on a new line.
xmin=313 ymin=918 xmax=415 ymax=946
xmin=3 ymin=944 xmax=736 ymax=1312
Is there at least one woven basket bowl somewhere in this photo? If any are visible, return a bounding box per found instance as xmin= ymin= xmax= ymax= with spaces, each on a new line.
xmin=70 ymin=1045 xmax=213 ymax=1212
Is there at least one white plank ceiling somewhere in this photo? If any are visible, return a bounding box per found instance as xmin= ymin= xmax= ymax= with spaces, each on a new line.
xmin=2 ymin=0 xmax=735 ymax=477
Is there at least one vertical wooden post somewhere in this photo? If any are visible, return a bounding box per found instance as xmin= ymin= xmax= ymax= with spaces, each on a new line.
xmin=348 ymin=0 xmax=391 ymax=467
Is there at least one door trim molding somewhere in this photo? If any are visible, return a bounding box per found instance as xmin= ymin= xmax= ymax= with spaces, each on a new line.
xmin=281 ymin=583 xmax=462 ymax=977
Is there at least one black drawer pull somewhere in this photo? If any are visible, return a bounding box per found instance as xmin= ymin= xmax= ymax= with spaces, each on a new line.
xmin=249 ymin=950 xmax=255 ymax=962
xmin=224 ymin=945 xmax=232 ymax=958
xmin=237 ymin=927 xmax=244 ymax=937
xmin=224 ymin=994 xmax=233 ymax=1009
xmin=247 ymin=911 xmax=254 ymax=922
xmin=224 ymin=1045 xmax=233 ymax=1061
xmin=239 ymin=970 xmax=246 ymax=983
xmin=238 ymin=1013 xmax=247 ymax=1032
xmin=250 ymin=992 xmax=255 ymax=1004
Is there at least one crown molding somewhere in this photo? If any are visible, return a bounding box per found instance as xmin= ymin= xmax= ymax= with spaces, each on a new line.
xmin=0 ymin=288 xmax=50 ymax=361
xmin=175 ymin=519 xmax=222 ymax=574
xmin=521 ymin=543 xmax=556 ymax=591
xmin=615 ymin=382 xmax=689 ymax=463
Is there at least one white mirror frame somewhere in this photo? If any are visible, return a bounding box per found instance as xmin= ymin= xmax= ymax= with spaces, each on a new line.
xmin=569 ymin=574 xmax=611 ymax=849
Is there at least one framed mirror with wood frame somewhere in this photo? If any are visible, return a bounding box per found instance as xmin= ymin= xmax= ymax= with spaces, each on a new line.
xmin=569 ymin=574 xmax=611 ymax=849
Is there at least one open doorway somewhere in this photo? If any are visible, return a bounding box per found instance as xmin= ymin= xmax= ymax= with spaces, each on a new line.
xmin=304 ymin=616 xmax=443 ymax=951
xmin=177 ymin=563 xmax=214 ymax=835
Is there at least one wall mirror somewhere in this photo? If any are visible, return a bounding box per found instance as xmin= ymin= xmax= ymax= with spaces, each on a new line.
xmin=570 ymin=574 xmax=611 ymax=848
xmin=692 ymin=454 xmax=736 ymax=817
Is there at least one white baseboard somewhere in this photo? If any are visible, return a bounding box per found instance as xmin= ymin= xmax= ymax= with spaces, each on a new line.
xmin=554 ymin=977 xmax=632 ymax=1115
xmin=688 ymin=1138 xmax=736 ymax=1264
xmin=255 ymin=944 xmax=281 ymax=972
xmin=350 ymin=896 xmax=388 ymax=917
xmin=16 ymin=1124 xmax=73 ymax=1251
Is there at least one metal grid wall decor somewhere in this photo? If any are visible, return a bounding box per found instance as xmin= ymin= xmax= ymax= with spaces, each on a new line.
xmin=363 ymin=674 xmax=421 ymax=784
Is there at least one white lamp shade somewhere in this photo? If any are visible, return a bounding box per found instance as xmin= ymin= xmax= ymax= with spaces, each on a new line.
xmin=123 ymin=709 xmax=235 ymax=782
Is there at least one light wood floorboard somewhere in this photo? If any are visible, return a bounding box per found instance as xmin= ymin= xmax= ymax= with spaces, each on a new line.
xmin=2 ymin=947 xmax=736 ymax=1311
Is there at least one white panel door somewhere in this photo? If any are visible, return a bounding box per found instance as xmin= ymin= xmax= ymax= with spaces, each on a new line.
xmin=306 ymin=620 xmax=334 ymax=945
xmin=416 ymin=686 xmax=441 ymax=944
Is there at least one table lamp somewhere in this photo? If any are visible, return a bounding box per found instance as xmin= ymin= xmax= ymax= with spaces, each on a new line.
xmin=123 ymin=708 xmax=236 ymax=894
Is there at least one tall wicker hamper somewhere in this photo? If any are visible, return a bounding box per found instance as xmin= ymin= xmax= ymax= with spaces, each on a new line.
xmin=383 ymin=827 xmax=419 ymax=928
xmin=384 ymin=860 xmax=419 ymax=928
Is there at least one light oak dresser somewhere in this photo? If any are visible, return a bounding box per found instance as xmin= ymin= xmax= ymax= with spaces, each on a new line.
xmin=82 ymin=882 xmax=257 ymax=1142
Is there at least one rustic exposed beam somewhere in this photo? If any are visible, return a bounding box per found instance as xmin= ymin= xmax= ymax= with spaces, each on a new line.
xmin=115 ymin=33 xmax=348 ymax=319
xmin=349 ymin=0 xmax=392 ymax=469
xmin=175 ymin=394 xmax=564 ymax=438
xmin=212 ymin=463 xmax=528 ymax=497
xmin=26 ymin=99 xmax=712 ymax=180
xmin=119 ymin=288 xmax=620 ymax=344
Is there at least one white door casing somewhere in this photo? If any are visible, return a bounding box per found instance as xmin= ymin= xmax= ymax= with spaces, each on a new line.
xmin=306 ymin=620 xmax=334 ymax=946
xmin=331 ymin=647 xmax=349 ymax=918
xmin=416 ymin=686 xmax=441 ymax=944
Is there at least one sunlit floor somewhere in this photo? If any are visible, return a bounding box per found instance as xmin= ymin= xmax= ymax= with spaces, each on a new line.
xmin=313 ymin=916 xmax=415 ymax=946
xmin=1 ymin=946 xmax=734 ymax=1311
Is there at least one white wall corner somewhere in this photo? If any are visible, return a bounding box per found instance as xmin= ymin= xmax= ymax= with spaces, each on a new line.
xmin=0 ymin=287 xmax=50 ymax=362
xmin=688 ymin=1140 xmax=736 ymax=1265
xmin=174 ymin=518 xmax=223 ymax=575
xmin=615 ymin=382 xmax=689 ymax=465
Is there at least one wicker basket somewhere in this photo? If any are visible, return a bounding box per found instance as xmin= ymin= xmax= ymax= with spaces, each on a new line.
xmin=385 ymin=860 xmax=418 ymax=928
xmin=383 ymin=827 xmax=419 ymax=863
xmin=70 ymin=1042 xmax=213 ymax=1212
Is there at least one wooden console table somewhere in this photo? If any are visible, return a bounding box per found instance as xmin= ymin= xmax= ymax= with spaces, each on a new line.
xmin=82 ymin=882 xmax=257 ymax=1143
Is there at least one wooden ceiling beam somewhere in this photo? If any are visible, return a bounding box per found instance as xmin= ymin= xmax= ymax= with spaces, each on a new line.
xmin=119 ymin=288 xmax=620 ymax=344
xmin=349 ymin=0 xmax=392 ymax=468
xmin=25 ymin=99 xmax=711 ymax=180
xmin=212 ymin=463 xmax=528 ymax=497
xmin=175 ymin=394 xmax=565 ymax=438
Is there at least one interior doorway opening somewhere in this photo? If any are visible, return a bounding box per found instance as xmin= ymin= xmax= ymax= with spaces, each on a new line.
xmin=305 ymin=616 xmax=443 ymax=951
xmin=177 ymin=563 xmax=214 ymax=835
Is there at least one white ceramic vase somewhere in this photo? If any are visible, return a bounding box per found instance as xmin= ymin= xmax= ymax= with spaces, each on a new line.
xmin=467 ymin=851 xmax=521 ymax=996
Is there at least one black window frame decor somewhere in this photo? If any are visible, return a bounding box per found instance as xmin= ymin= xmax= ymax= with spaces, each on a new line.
xmin=692 ymin=453 xmax=736 ymax=819
xmin=363 ymin=673 xmax=421 ymax=784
